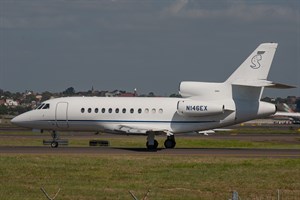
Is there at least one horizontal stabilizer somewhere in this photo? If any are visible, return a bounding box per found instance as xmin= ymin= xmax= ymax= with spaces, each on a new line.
xmin=265 ymin=82 xmax=296 ymax=89
xmin=232 ymin=79 xmax=296 ymax=89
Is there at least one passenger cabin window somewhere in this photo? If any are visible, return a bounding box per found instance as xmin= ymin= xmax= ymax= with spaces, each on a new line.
xmin=78 ymin=107 xmax=162 ymax=115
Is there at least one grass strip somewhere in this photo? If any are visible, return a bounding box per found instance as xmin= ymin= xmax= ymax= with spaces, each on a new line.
xmin=0 ymin=155 xmax=299 ymax=199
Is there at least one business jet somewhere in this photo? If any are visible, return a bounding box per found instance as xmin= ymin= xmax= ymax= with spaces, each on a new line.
xmin=11 ymin=43 xmax=294 ymax=149
xmin=273 ymin=112 xmax=300 ymax=124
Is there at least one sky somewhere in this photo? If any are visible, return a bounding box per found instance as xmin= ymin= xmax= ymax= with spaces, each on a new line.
xmin=0 ymin=0 xmax=299 ymax=98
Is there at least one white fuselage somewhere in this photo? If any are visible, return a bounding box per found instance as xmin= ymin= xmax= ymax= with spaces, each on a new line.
xmin=13 ymin=96 xmax=228 ymax=133
xmin=11 ymin=96 xmax=275 ymax=134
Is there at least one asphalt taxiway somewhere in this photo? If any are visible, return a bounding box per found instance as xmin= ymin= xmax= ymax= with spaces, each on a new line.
xmin=1 ymin=125 xmax=300 ymax=157
xmin=1 ymin=146 xmax=300 ymax=158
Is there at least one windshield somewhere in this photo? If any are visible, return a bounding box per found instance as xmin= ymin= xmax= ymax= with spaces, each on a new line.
xmin=36 ymin=103 xmax=50 ymax=110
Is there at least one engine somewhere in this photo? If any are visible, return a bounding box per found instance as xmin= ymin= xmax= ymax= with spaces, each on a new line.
xmin=177 ymin=100 xmax=225 ymax=117
xmin=179 ymin=81 xmax=228 ymax=98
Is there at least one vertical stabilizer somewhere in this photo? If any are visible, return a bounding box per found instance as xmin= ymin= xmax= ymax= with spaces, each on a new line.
xmin=226 ymin=43 xmax=278 ymax=84
xmin=226 ymin=43 xmax=278 ymax=101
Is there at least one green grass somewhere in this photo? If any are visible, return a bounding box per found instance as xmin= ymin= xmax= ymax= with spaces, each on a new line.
xmin=0 ymin=155 xmax=299 ymax=200
xmin=1 ymin=129 xmax=300 ymax=199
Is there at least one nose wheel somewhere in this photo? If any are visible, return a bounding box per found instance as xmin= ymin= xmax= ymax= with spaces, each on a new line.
xmin=51 ymin=141 xmax=59 ymax=148
xmin=51 ymin=131 xmax=59 ymax=148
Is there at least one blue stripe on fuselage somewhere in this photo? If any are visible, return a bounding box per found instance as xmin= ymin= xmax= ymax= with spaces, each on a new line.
xmin=42 ymin=119 xmax=216 ymax=124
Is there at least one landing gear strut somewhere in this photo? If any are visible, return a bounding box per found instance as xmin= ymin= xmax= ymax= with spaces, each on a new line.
xmin=50 ymin=131 xmax=59 ymax=148
xmin=43 ymin=131 xmax=68 ymax=148
xmin=146 ymin=132 xmax=158 ymax=150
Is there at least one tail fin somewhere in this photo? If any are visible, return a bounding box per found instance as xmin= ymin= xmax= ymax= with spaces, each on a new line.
xmin=226 ymin=43 xmax=278 ymax=101
xmin=226 ymin=43 xmax=278 ymax=84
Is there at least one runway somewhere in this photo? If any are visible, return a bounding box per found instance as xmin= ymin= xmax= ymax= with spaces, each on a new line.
xmin=1 ymin=146 xmax=300 ymax=158
xmin=1 ymin=125 xmax=300 ymax=157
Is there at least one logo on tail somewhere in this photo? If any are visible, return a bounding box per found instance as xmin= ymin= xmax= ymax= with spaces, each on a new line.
xmin=250 ymin=51 xmax=265 ymax=69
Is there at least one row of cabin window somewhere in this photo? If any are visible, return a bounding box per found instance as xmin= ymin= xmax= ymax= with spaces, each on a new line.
xmin=81 ymin=107 xmax=163 ymax=114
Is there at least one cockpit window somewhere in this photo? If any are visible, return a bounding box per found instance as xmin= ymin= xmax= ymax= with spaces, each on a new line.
xmin=42 ymin=103 xmax=50 ymax=109
xmin=37 ymin=104 xmax=45 ymax=109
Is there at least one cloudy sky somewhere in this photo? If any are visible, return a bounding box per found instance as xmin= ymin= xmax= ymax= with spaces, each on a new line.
xmin=0 ymin=0 xmax=299 ymax=97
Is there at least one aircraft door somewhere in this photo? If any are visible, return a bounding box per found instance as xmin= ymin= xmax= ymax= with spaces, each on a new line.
xmin=55 ymin=102 xmax=69 ymax=128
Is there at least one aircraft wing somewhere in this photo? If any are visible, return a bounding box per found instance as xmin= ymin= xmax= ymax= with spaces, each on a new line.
xmin=198 ymin=128 xmax=233 ymax=135
xmin=114 ymin=125 xmax=166 ymax=134
xmin=273 ymin=112 xmax=300 ymax=118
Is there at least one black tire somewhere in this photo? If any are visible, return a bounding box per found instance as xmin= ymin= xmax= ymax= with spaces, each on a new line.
xmin=146 ymin=140 xmax=158 ymax=150
xmin=51 ymin=141 xmax=58 ymax=148
xmin=164 ymin=139 xmax=176 ymax=148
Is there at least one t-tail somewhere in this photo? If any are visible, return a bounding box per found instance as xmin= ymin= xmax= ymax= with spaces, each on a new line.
xmin=225 ymin=43 xmax=294 ymax=101
xmin=224 ymin=43 xmax=294 ymax=122
xmin=220 ymin=43 xmax=276 ymax=121
xmin=179 ymin=43 xmax=295 ymax=123
xmin=226 ymin=43 xmax=278 ymax=85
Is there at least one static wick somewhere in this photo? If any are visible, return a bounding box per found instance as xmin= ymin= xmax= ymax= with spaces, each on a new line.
xmin=40 ymin=187 xmax=61 ymax=200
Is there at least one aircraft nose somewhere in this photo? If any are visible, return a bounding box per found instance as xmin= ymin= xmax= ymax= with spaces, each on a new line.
xmin=11 ymin=115 xmax=22 ymax=126
xmin=11 ymin=113 xmax=30 ymax=127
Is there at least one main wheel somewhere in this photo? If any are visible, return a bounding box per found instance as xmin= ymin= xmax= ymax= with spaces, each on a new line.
xmin=51 ymin=141 xmax=58 ymax=148
xmin=164 ymin=139 xmax=176 ymax=148
xmin=146 ymin=140 xmax=158 ymax=150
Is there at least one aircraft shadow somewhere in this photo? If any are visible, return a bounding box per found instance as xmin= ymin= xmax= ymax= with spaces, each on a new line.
xmin=113 ymin=147 xmax=164 ymax=152
xmin=112 ymin=147 xmax=280 ymax=152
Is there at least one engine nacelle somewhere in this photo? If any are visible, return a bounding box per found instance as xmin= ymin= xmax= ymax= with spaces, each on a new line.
xmin=179 ymin=81 xmax=229 ymax=98
xmin=177 ymin=100 xmax=225 ymax=117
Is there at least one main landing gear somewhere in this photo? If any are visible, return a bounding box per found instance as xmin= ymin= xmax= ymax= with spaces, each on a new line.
xmin=164 ymin=135 xmax=176 ymax=149
xmin=146 ymin=132 xmax=176 ymax=150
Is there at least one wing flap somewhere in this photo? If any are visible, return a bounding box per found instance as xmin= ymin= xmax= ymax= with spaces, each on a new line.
xmin=114 ymin=125 xmax=167 ymax=134
xmin=118 ymin=126 xmax=148 ymax=134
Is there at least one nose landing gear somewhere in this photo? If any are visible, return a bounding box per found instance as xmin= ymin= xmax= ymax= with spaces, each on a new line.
xmin=43 ymin=131 xmax=68 ymax=148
